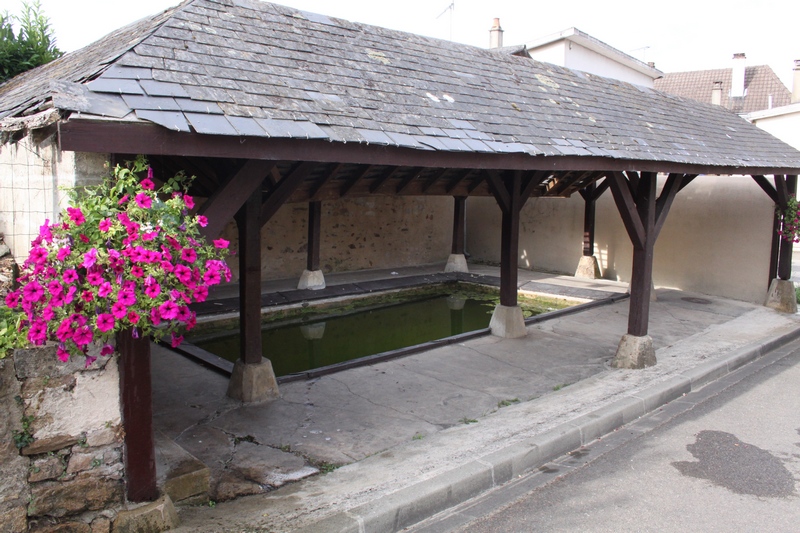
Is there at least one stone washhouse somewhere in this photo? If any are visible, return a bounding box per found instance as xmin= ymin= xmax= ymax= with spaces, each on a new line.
xmin=2 ymin=0 xmax=800 ymax=521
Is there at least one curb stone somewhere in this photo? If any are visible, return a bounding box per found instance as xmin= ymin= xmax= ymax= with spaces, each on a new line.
xmin=292 ymin=324 xmax=800 ymax=533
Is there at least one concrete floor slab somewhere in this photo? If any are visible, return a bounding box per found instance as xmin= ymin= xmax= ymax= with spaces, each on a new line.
xmin=149 ymin=265 xmax=800 ymax=531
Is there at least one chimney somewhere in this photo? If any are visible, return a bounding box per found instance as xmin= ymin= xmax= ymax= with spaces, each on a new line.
xmin=711 ymin=81 xmax=722 ymax=105
xmin=793 ymin=59 xmax=800 ymax=103
xmin=489 ymin=18 xmax=503 ymax=49
xmin=731 ymin=53 xmax=746 ymax=98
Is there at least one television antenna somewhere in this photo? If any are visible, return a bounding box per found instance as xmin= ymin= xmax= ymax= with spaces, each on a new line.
xmin=437 ymin=1 xmax=455 ymax=41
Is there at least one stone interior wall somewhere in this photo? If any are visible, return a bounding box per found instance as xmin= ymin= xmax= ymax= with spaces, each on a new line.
xmin=467 ymin=175 xmax=774 ymax=303
xmin=221 ymin=195 xmax=453 ymax=282
xmin=0 ymin=136 xmax=107 ymax=265
xmin=0 ymin=346 xmax=125 ymax=533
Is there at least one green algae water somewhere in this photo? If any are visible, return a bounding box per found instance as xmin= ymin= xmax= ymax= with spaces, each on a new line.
xmin=187 ymin=288 xmax=569 ymax=377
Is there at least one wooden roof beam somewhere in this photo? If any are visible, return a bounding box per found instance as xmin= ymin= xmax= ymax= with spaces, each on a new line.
xmin=260 ymin=162 xmax=316 ymax=225
xmin=308 ymin=163 xmax=344 ymax=201
xmin=369 ymin=166 xmax=402 ymax=194
xmin=339 ymin=165 xmax=373 ymax=197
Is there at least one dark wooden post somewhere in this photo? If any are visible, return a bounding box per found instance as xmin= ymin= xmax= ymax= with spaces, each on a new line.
xmin=307 ymin=201 xmax=322 ymax=272
xmin=778 ymin=175 xmax=797 ymax=281
xmin=497 ymin=174 xmax=522 ymax=307
xmin=237 ymin=190 xmax=263 ymax=365
xmin=452 ymin=196 xmax=466 ymax=255
xmin=118 ymin=329 xmax=158 ymax=502
xmin=609 ymin=172 xmax=686 ymax=357
xmin=627 ymin=174 xmax=656 ymax=336
xmin=580 ymin=183 xmax=597 ymax=257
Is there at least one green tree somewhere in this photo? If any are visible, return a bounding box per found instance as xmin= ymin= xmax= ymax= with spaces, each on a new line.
xmin=0 ymin=0 xmax=63 ymax=83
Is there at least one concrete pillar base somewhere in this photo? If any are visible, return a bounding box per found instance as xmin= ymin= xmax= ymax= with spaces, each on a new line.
xmin=227 ymin=358 xmax=280 ymax=403
xmin=298 ymin=269 xmax=326 ymax=290
xmin=575 ymin=255 xmax=602 ymax=279
xmin=444 ymin=253 xmax=469 ymax=273
xmin=612 ymin=334 xmax=656 ymax=369
xmin=764 ymin=278 xmax=798 ymax=314
xmin=489 ymin=304 xmax=527 ymax=338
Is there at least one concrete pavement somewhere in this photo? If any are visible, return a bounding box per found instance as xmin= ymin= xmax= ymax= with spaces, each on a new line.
xmin=424 ymin=335 xmax=800 ymax=532
xmin=150 ymin=264 xmax=800 ymax=532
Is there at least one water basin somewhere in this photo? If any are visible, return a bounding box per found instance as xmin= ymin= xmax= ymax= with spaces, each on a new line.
xmin=185 ymin=285 xmax=571 ymax=378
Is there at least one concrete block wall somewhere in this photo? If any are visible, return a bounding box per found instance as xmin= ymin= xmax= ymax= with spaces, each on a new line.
xmin=0 ymin=346 xmax=125 ymax=533
xmin=467 ymin=175 xmax=774 ymax=304
xmin=0 ymin=137 xmax=107 ymax=265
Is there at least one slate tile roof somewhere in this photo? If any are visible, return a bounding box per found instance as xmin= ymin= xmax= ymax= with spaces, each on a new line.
xmin=654 ymin=66 xmax=791 ymax=115
xmin=2 ymin=0 xmax=800 ymax=171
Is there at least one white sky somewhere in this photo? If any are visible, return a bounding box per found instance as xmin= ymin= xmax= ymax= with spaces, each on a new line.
xmin=3 ymin=0 xmax=799 ymax=87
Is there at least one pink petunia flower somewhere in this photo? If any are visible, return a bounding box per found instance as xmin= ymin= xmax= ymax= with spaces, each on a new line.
xmin=111 ymin=301 xmax=128 ymax=319
xmin=5 ymin=290 xmax=19 ymax=308
xmin=118 ymin=290 xmax=136 ymax=307
xmin=73 ymin=326 xmax=93 ymax=347
xmin=213 ymin=238 xmax=229 ymax=249
xmin=100 ymin=344 xmax=115 ymax=356
xmin=56 ymin=246 xmax=71 ymax=261
xmin=181 ymin=248 xmax=197 ymax=263
xmin=140 ymin=177 xmax=155 ymax=191
xmin=27 ymin=246 xmax=48 ymax=265
xmin=82 ymin=248 xmax=98 ymax=269
xmin=63 ymin=269 xmax=78 ymax=284
xmin=144 ymin=282 xmax=161 ymax=298
xmin=67 ymin=207 xmax=85 ymax=226
xmin=170 ymin=333 xmax=184 ymax=348
xmin=127 ymin=310 xmax=141 ymax=324
xmin=86 ymin=271 xmax=104 ymax=286
xmin=196 ymin=215 xmax=208 ymax=227
xmin=22 ymin=281 xmax=44 ymax=303
xmin=173 ymin=264 xmax=192 ymax=284
xmin=99 ymin=218 xmax=112 ymax=232
xmin=158 ymin=300 xmax=179 ymax=320
xmin=57 ymin=346 xmax=71 ymax=362
xmin=96 ymin=313 xmax=115 ymax=332
xmin=81 ymin=290 xmax=94 ymax=302
xmin=98 ymin=282 xmax=113 ymax=298
xmin=135 ymin=192 xmax=152 ymax=209
xmin=183 ymin=195 xmax=195 ymax=209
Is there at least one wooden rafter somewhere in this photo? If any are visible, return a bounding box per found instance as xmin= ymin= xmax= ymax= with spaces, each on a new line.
xmin=198 ymin=160 xmax=275 ymax=240
xmin=369 ymin=166 xmax=402 ymax=194
xmin=340 ymin=165 xmax=373 ymax=197
xmin=260 ymin=162 xmax=316 ymax=226
xmin=395 ymin=167 xmax=425 ymax=194
xmin=445 ymin=169 xmax=474 ymax=193
xmin=421 ymin=168 xmax=451 ymax=194
xmin=308 ymin=163 xmax=344 ymax=201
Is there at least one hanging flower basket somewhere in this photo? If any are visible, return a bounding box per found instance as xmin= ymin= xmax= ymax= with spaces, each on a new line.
xmin=5 ymin=156 xmax=231 ymax=365
xmin=779 ymin=197 xmax=800 ymax=243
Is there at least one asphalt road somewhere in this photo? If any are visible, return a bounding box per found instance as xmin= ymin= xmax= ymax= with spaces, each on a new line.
xmin=411 ymin=339 xmax=800 ymax=533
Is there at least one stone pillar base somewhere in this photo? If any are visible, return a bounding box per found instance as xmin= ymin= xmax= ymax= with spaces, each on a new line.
xmin=113 ymin=495 xmax=179 ymax=533
xmin=444 ymin=253 xmax=469 ymax=273
xmin=489 ymin=304 xmax=527 ymax=338
xmin=298 ymin=269 xmax=326 ymax=290
xmin=575 ymin=255 xmax=602 ymax=279
xmin=612 ymin=334 xmax=656 ymax=369
xmin=227 ymin=358 xmax=280 ymax=403
xmin=764 ymin=278 xmax=798 ymax=314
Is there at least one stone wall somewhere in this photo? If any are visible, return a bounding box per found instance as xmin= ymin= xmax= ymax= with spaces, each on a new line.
xmin=221 ymin=195 xmax=454 ymax=282
xmin=0 ymin=136 xmax=108 ymax=265
xmin=0 ymin=345 xmax=124 ymax=533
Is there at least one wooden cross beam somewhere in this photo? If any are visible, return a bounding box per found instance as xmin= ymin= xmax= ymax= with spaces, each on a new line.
xmin=198 ymin=160 xmax=276 ymax=240
xmin=260 ymin=162 xmax=316 ymax=226
xmin=609 ymin=171 xmax=690 ymax=337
